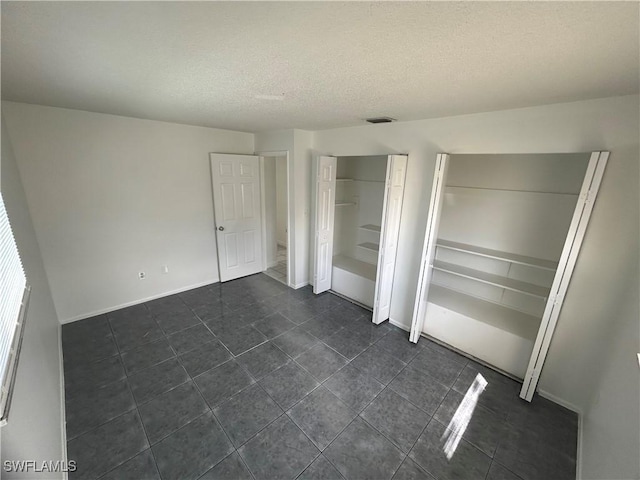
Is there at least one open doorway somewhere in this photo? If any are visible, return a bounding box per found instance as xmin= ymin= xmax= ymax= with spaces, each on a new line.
xmin=261 ymin=153 xmax=290 ymax=285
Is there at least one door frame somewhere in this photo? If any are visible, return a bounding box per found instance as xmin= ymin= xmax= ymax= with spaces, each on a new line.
xmin=257 ymin=150 xmax=293 ymax=287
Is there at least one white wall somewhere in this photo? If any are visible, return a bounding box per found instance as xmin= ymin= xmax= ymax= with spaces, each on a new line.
xmin=275 ymin=156 xmax=287 ymax=247
xmin=313 ymin=95 xmax=639 ymax=478
xmin=2 ymin=102 xmax=254 ymax=322
xmin=1 ymin=115 xmax=65 ymax=478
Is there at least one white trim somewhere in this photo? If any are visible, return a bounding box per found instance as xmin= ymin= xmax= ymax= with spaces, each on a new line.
xmin=576 ymin=412 xmax=584 ymax=480
xmin=388 ymin=317 xmax=410 ymax=332
xmin=292 ymin=281 xmax=309 ymax=289
xmin=537 ymin=389 xmax=582 ymax=415
xmin=58 ymin=323 xmax=68 ymax=480
xmin=60 ymin=278 xmax=220 ymax=324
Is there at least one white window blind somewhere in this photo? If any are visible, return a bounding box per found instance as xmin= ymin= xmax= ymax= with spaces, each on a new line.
xmin=0 ymin=193 xmax=29 ymax=424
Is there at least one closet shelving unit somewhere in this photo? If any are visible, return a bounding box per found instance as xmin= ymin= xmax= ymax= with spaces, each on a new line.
xmin=410 ymin=152 xmax=609 ymax=401
xmin=313 ymin=154 xmax=408 ymax=324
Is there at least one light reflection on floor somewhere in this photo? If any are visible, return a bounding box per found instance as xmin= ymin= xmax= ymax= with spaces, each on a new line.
xmin=441 ymin=373 xmax=488 ymax=460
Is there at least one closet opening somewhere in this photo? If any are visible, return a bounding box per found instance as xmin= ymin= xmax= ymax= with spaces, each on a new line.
xmin=260 ymin=152 xmax=290 ymax=286
xmin=312 ymin=154 xmax=408 ymax=324
xmin=410 ymin=151 xmax=608 ymax=401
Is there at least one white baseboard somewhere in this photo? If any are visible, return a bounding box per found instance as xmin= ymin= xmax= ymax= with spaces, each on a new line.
xmin=576 ymin=411 xmax=584 ymax=480
xmin=388 ymin=317 xmax=410 ymax=332
xmin=293 ymin=281 xmax=309 ymax=289
xmin=537 ymin=389 xmax=582 ymax=416
xmin=58 ymin=324 xmax=68 ymax=480
xmin=60 ymin=278 xmax=220 ymax=324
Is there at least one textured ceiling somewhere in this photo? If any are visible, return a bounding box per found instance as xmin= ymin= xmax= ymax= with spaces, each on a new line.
xmin=1 ymin=2 xmax=638 ymax=132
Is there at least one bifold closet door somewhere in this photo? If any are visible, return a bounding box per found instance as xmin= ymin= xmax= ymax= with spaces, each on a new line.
xmin=520 ymin=151 xmax=609 ymax=400
xmin=313 ymin=156 xmax=337 ymax=294
xmin=372 ymin=155 xmax=408 ymax=324
xmin=210 ymin=153 xmax=263 ymax=282
xmin=409 ymin=154 xmax=449 ymax=341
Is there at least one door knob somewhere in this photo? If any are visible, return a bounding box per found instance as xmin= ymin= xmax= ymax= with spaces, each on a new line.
xmin=218 ymin=226 xmax=225 ymax=231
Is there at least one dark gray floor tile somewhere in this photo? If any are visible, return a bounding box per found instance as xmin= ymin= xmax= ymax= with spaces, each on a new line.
xmin=167 ymin=324 xmax=216 ymax=355
xmin=494 ymin=421 xmax=576 ymax=480
xmin=420 ymin=338 xmax=469 ymax=365
xmin=452 ymin=362 xmax=522 ymax=420
xmin=486 ymin=462 xmax=522 ymax=480
xmin=121 ymin=338 xmax=175 ymax=374
xmin=239 ymin=415 xmax=319 ymax=480
xmin=324 ymin=364 xmax=384 ymax=413
xmin=350 ymin=343 xmax=406 ymax=385
xmin=409 ymin=420 xmax=491 ymax=480
xmin=213 ymin=383 xmax=283 ymax=447
xmin=110 ymin=314 xmax=163 ymax=352
xmin=392 ymin=458 xmax=435 ymax=480
xmin=64 ymin=355 xmax=126 ymax=401
xmin=260 ymin=361 xmax=319 ymax=410
xmin=322 ymin=306 xmax=363 ymax=328
xmin=192 ymin=302 xmax=234 ymax=322
xmin=216 ymin=325 xmax=268 ymax=355
xmin=272 ymin=326 xmax=319 ymax=358
xmin=128 ymin=358 xmax=189 ymax=405
xmin=108 ymin=304 xmax=151 ymax=322
xmin=287 ymin=386 xmax=357 ymax=451
xmin=236 ymin=342 xmax=290 ymax=379
xmin=195 ymin=360 xmax=254 ymax=408
xmin=301 ymin=316 xmax=343 ymax=341
xmin=278 ymin=303 xmax=316 ymax=325
xmin=361 ymin=388 xmax=430 ymax=453
xmin=138 ymin=381 xmax=209 ymax=444
xmin=100 ymin=449 xmax=160 ymax=480
xmin=295 ymin=344 xmax=348 ymax=382
xmin=344 ymin=320 xmax=393 ymax=345
xmin=324 ymin=417 xmax=404 ymax=480
xmin=153 ymin=307 xmax=202 ymax=335
xmin=507 ymin=393 xmax=578 ymax=441
xmin=62 ymin=315 xmax=111 ymax=343
xmin=199 ymin=452 xmax=252 ymax=480
xmin=68 ymin=410 xmax=148 ymax=480
xmin=433 ymin=389 xmax=505 ymax=457
xmin=253 ymin=312 xmax=297 ymax=339
xmin=63 ymin=333 xmax=118 ymax=367
xmin=66 ymin=378 xmax=136 ymax=440
xmin=388 ymin=367 xmax=449 ymax=416
xmin=145 ymin=295 xmax=187 ymax=315
xmin=409 ymin=347 xmax=465 ymax=388
xmin=376 ymin=330 xmax=423 ymax=363
xmin=178 ymin=339 xmax=232 ymax=377
xmin=298 ymin=454 xmax=344 ymax=480
xmin=152 ymin=412 xmax=234 ymax=480
xmin=204 ymin=311 xmax=254 ymax=335
xmin=323 ymin=330 xmax=370 ymax=360
xmin=235 ymin=301 xmax=279 ymax=323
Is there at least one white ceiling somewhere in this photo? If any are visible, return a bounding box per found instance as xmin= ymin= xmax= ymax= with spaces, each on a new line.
xmin=1 ymin=2 xmax=638 ymax=132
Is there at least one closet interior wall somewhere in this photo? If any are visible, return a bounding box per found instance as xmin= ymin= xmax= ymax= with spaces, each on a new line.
xmin=331 ymin=155 xmax=387 ymax=307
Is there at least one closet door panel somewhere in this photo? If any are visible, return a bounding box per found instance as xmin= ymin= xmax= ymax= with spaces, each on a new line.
xmin=372 ymin=155 xmax=408 ymax=324
xmin=313 ymin=156 xmax=337 ymax=294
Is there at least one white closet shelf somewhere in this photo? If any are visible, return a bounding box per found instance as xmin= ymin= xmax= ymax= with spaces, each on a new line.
xmin=357 ymin=242 xmax=380 ymax=253
xmin=445 ymin=185 xmax=580 ymax=196
xmin=336 ymin=178 xmax=354 ymax=182
xmin=433 ymin=260 xmax=550 ymax=299
xmin=437 ymin=239 xmax=558 ymax=271
xmin=360 ymin=224 xmax=381 ymax=233
xmin=335 ymin=202 xmax=356 ymax=207
xmin=429 ymin=285 xmax=541 ymax=341
xmin=333 ymin=254 xmax=377 ymax=281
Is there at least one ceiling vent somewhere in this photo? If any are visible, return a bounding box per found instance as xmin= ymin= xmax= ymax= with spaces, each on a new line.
xmin=365 ymin=116 xmax=396 ymax=124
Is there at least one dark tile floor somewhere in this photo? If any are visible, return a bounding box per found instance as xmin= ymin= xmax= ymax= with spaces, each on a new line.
xmin=62 ymin=273 xmax=578 ymax=480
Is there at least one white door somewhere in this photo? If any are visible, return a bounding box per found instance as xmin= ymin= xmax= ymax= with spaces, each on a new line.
xmin=409 ymin=154 xmax=449 ymax=341
xmin=519 ymin=151 xmax=608 ymax=400
xmin=313 ymin=156 xmax=337 ymax=294
xmin=210 ymin=153 xmax=263 ymax=282
xmin=372 ymin=155 xmax=408 ymax=324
